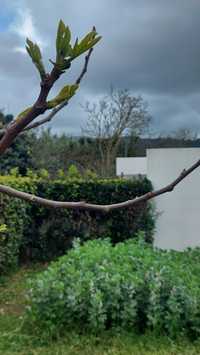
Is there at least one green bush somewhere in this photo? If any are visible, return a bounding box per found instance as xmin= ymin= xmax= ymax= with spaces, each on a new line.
xmin=23 ymin=177 xmax=154 ymax=261
xmin=26 ymin=237 xmax=200 ymax=339
xmin=0 ymin=176 xmax=154 ymax=270
xmin=0 ymin=176 xmax=36 ymax=274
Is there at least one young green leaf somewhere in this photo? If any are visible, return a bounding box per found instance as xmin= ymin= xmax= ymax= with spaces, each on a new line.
xmin=47 ymin=84 xmax=79 ymax=108
xmin=56 ymin=20 xmax=66 ymax=55
xmin=54 ymin=20 xmax=101 ymax=73
xmin=26 ymin=38 xmax=46 ymax=79
xmin=71 ymin=31 xmax=101 ymax=59
xmin=56 ymin=20 xmax=71 ymax=63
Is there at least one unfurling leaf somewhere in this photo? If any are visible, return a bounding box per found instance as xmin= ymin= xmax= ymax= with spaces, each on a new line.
xmin=56 ymin=20 xmax=71 ymax=63
xmin=54 ymin=20 xmax=101 ymax=71
xmin=47 ymin=84 xmax=79 ymax=108
xmin=71 ymin=30 xmax=101 ymax=59
xmin=26 ymin=38 xmax=46 ymax=79
xmin=56 ymin=20 xmax=66 ymax=54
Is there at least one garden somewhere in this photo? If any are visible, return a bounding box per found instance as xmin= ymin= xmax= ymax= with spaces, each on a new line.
xmin=1 ymin=12 xmax=200 ymax=354
xmin=1 ymin=174 xmax=200 ymax=354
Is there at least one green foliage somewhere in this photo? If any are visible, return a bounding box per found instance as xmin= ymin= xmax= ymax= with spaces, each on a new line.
xmin=26 ymin=168 xmax=38 ymax=179
xmin=23 ymin=176 xmax=154 ymax=261
xmin=71 ymin=29 xmax=101 ymax=59
xmin=0 ymin=176 xmax=36 ymax=274
xmin=56 ymin=20 xmax=71 ymax=69
xmin=55 ymin=20 xmax=101 ymax=69
xmin=19 ymin=20 xmax=101 ymax=119
xmin=0 ymin=130 xmax=35 ymax=176
xmin=84 ymin=168 xmax=98 ymax=180
xmin=28 ymin=130 xmax=142 ymax=179
xmin=47 ymin=84 xmax=79 ymax=108
xmin=26 ymin=39 xmax=46 ymax=79
xmin=0 ymin=176 xmax=154 ymax=269
xmin=0 ymin=224 xmax=7 ymax=233
xmin=38 ymin=168 xmax=49 ymax=179
xmin=57 ymin=168 xmax=65 ymax=179
xmin=1 ymin=266 xmax=200 ymax=353
xmin=25 ymin=238 xmax=200 ymax=339
xmin=67 ymin=164 xmax=81 ymax=179
xmin=9 ymin=167 xmax=20 ymax=177
xmin=0 ymin=264 xmax=199 ymax=353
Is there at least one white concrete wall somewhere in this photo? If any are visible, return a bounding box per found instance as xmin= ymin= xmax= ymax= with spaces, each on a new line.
xmin=116 ymin=149 xmax=200 ymax=250
xmin=147 ymin=148 xmax=200 ymax=250
xmin=116 ymin=157 xmax=147 ymax=176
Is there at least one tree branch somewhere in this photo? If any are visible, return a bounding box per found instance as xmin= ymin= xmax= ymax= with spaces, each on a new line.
xmin=0 ymin=66 xmax=61 ymax=155
xmin=0 ymin=157 xmax=200 ymax=212
xmin=24 ymin=47 xmax=94 ymax=132
xmin=0 ymin=47 xmax=94 ymax=137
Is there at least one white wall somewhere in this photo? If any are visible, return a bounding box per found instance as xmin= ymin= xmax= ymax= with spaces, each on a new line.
xmin=116 ymin=157 xmax=147 ymax=176
xmin=147 ymin=148 xmax=200 ymax=250
xmin=116 ymin=149 xmax=200 ymax=250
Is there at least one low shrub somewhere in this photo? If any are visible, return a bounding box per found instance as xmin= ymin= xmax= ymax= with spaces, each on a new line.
xmin=25 ymin=236 xmax=200 ymax=339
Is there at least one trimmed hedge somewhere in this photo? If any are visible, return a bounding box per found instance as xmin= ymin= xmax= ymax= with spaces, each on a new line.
xmin=0 ymin=176 xmax=36 ymax=274
xmin=26 ymin=237 xmax=200 ymax=339
xmin=0 ymin=176 xmax=154 ymax=272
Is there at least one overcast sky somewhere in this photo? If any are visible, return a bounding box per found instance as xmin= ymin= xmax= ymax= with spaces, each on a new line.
xmin=0 ymin=0 xmax=200 ymax=136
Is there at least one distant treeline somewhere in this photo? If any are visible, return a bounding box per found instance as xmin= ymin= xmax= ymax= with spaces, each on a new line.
xmin=0 ymin=128 xmax=199 ymax=177
xmin=129 ymin=137 xmax=200 ymax=157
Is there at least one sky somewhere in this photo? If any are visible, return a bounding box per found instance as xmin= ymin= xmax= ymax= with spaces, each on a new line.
xmin=0 ymin=0 xmax=200 ymax=136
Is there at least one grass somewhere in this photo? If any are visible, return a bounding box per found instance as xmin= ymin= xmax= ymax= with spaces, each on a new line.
xmin=1 ymin=266 xmax=200 ymax=354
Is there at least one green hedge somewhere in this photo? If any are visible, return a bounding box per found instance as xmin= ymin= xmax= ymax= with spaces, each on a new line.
xmin=0 ymin=176 xmax=154 ymax=272
xmin=0 ymin=176 xmax=36 ymax=274
xmin=25 ymin=237 xmax=200 ymax=339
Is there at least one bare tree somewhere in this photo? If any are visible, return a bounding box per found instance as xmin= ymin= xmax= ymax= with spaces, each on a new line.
xmin=0 ymin=20 xmax=200 ymax=213
xmin=82 ymin=88 xmax=151 ymax=176
xmin=171 ymin=128 xmax=198 ymax=141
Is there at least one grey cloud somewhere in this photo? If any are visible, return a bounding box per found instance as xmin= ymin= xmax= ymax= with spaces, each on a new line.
xmin=1 ymin=0 xmax=200 ymax=135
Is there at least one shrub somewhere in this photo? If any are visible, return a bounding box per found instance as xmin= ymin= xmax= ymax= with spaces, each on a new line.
xmin=26 ymin=237 xmax=200 ymax=339
xmin=0 ymin=175 xmax=154 ymax=267
xmin=0 ymin=176 xmax=36 ymax=274
xmin=24 ymin=177 xmax=154 ymax=261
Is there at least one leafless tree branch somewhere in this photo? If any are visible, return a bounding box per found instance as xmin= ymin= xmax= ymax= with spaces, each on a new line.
xmin=0 ymin=157 xmax=199 ymax=212
xmin=82 ymin=88 xmax=150 ymax=176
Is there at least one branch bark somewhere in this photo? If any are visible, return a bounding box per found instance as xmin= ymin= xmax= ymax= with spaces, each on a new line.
xmin=0 ymin=66 xmax=61 ymax=155
xmin=0 ymin=157 xmax=199 ymax=212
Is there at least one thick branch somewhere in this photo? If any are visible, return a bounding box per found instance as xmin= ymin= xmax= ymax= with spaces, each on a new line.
xmin=0 ymin=67 xmax=61 ymax=155
xmin=0 ymin=157 xmax=200 ymax=212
